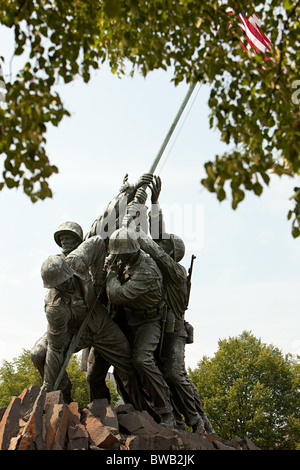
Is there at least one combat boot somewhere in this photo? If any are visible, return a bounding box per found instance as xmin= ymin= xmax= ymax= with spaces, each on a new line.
xmin=192 ymin=416 xmax=205 ymax=434
xmin=160 ymin=412 xmax=175 ymax=428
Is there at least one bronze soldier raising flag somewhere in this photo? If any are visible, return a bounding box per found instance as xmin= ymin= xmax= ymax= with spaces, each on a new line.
xmin=30 ymin=81 xmax=214 ymax=434
xmin=31 ymin=236 xmax=141 ymax=407
xmin=121 ymin=176 xmax=214 ymax=433
xmin=105 ymin=226 xmax=175 ymax=428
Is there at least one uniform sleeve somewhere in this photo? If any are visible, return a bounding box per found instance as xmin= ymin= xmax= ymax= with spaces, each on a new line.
xmin=138 ymin=232 xmax=187 ymax=283
xmin=148 ymin=202 xmax=166 ymax=240
xmin=66 ymin=236 xmax=106 ymax=281
xmin=106 ymin=268 xmax=158 ymax=305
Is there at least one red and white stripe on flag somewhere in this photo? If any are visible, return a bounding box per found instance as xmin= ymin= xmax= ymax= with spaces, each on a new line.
xmin=238 ymin=12 xmax=272 ymax=54
xmin=226 ymin=8 xmax=273 ymax=58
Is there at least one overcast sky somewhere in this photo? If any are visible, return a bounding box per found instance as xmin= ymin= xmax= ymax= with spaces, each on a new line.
xmin=1 ymin=25 xmax=299 ymax=370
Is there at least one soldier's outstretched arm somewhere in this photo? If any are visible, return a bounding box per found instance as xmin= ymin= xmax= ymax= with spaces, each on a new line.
xmin=65 ymin=235 xmax=106 ymax=279
xmin=148 ymin=176 xmax=166 ymax=239
xmin=150 ymin=175 xmax=161 ymax=205
xmin=138 ymin=231 xmax=187 ymax=283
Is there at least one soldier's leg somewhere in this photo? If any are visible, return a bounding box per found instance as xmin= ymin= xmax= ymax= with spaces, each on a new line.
xmin=31 ymin=332 xmax=73 ymax=403
xmin=86 ymin=347 xmax=111 ymax=402
xmin=131 ymin=321 xmax=173 ymax=423
xmin=88 ymin=313 xmax=142 ymax=408
xmin=30 ymin=332 xmax=47 ymax=378
xmin=161 ymin=332 xmax=203 ymax=429
xmin=189 ymin=380 xmax=215 ymax=433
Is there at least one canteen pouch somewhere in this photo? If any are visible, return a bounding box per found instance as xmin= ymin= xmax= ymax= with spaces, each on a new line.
xmin=165 ymin=311 xmax=175 ymax=333
xmin=185 ymin=321 xmax=194 ymax=344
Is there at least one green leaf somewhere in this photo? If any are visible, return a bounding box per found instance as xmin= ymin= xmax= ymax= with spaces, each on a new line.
xmin=5 ymin=177 xmax=18 ymax=189
xmin=292 ymin=226 xmax=300 ymax=238
xmin=253 ymin=182 xmax=263 ymax=196
xmin=284 ymin=0 xmax=294 ymax=10
xmin=217 ymin=187 xmax=226 ymax=202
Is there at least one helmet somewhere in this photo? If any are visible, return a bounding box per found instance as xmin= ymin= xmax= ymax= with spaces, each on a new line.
xmin=41 ymin=255 xmax=74 ymax=288
xmin=161 ymin=233 xmax=185 ymax=262
xmin=170 ymin=234 xmax=185 ymax=262
xmin=108 ymin=227 xmax=140 ymax=254
xmin=54 ymin=221 xmax=83 ymax=247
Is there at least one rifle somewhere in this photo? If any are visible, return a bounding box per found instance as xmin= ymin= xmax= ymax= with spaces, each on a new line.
xmin=186 ymin=254 xmax=196 ymax=310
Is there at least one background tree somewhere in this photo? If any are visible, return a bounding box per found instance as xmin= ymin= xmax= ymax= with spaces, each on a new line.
xmin=189 ymin=331 xmax=300 ymax=450
xmin=0 ymin=349 xmax=120 ymax=408
xmin=0 ymin=1 xmax=299 ymax=236
xmin=0 ymin=349 xmax=42 ymax=407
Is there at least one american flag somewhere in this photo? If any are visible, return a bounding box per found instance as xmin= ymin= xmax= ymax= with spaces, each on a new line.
xmin=227 ymin=8 xmax=273 ymax=59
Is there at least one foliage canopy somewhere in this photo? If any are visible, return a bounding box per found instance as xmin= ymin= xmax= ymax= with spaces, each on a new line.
xmin=0 ymin=0 xmax=299 ymax=235
xmin=189 ymin=331 xmax=300 ymax=450
xmin=0 ymin=349 xmax=119 ymax=408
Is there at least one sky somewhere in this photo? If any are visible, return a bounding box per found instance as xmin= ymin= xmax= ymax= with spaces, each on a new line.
xmin=0 ymin=25 xmax=299 ymax=371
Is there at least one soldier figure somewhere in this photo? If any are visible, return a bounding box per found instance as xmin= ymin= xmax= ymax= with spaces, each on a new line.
xmin=105 ymin=227 xmax=174 ymax=427
xmin=124 ymin=176 xmax=214 ymax=433
xmin=31 ymin=236 xmax=141 ymax=408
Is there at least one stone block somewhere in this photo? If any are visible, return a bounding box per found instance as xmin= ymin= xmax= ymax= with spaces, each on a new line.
xmin=204 ymin=432 xmax=219 ymax=443
xmin=43 ymin=403 xmax=70 ymax=450
xmin=0 ymin=408 xmax=6 ymax=422
xmin=68 ymin=402 xmax=81 ymax=421
xmin=17 ymin=387 xmax=46 ymax=450
xmin=87 ymin=398 xmax=109 ymax=416
xmin=158 ymin=426 xmax=179 ymax=438
xmin=125 ymin=433 xmax=182 ymax=451
xmin=87 ymin=399 xmax=119 ymax=430
xmin=82 ymin=410 xmax=121 ymax=449
xmin=45 ymin=390 xmax=65 ymax=407
xmin=177 ymin=430 xmax=216 ymax=450
xmin=212 ymin=439 xmax=236 ymax=450
xmin=67 ymin=402 xmax=89 ymax=450
xmin=242 ymin=437 xmax=261 ymax=450
xmin=125 ymin=435 xmax=155 ymax=450
xmin=8 ymin=435 xmax=21 ymax=450
xmin=140 ymin=411 xmax=163 ymax=432
xmin=115 ymin=403 xmax=135 ymax=415
xmin=18 ymin=385 xmax=41 ymax=420
xmin=225 ymin=435 xmax=260 ymax=450
xmin=0 ymin=396 xmax=21 ymax=450
xmin=67 ymin=424 xmax=89 ymax=450
xmin=227 ymin=435 xmax=245 ymax=449
xmin=117 ymin=411 xmax=160 ymax=436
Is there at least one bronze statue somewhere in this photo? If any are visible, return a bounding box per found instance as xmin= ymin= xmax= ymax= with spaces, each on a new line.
xmin=31 ymin=171 xmax=214 ymax=434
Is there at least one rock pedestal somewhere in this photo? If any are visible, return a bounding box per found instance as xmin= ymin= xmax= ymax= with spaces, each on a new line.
xmin=0 ymin=386 xmax=260 ymax=451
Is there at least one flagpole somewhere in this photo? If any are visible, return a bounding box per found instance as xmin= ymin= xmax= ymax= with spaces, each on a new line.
xmin=148 ymin=81 xmax=197 ymax=174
